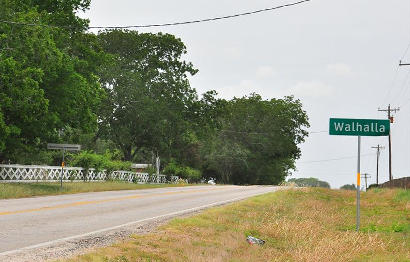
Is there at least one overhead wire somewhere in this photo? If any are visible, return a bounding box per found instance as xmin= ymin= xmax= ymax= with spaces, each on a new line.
xmin=382 ymin=35 xmax=410 ymax=105
xmin=220 ymin=129 xmax=326 ymax=135
xmin=309 ymin=130 xmax=327 ymax=134
xmin=382 ymin=64 xmax=401 ymax=105
xmin=88 ymin=0 xmax=312 ymax=29
xmin=362 ymin=149 xmax=375 ymax=177
xmin=399 ymin=98 xmax=410 ymax=109
xmin=391 ymin=69 xmax=410 ymax=105
xmin=0 ymin=0 xmax=312 ymax=30
xmin=297 ymin=153 xmax=373 ymax=164
xmin=0 ymin=19 xmax=64 ymax=28
xmin=400 ymin=39 xmax=410 ymax=62
xmin=291 ymin=171 xmax=356 ymax=175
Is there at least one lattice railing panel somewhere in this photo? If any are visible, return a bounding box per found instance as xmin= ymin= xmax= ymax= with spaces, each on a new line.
xmin=0 ymin=164 xmax=178 ymax=184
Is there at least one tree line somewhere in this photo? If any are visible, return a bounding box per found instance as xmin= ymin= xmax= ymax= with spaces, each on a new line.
xmin=0 ymin=0 xmax=310 ymax=184
xmin=288 ymin=178 xmax=330 ymax=188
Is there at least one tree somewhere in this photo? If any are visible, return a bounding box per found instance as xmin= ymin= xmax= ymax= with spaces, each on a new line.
xmin=97 ymin=30 xmax=198 ymax=162
xmin=288 ymin=177 xmax=330 ymax=188
xmin=0 ymin=0 xmax=105 ymax=163
xmin=203 ymin=94 xmax=309 ymax=184
xmin=0 ymin=1 xmax=310 ymax=183
xmin=205 ymin=138 xmax=249 ymax=184
xmin=340 ymin=184 xmax=356 ymax=190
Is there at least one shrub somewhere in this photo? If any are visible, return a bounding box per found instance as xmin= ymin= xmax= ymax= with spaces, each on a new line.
xmin=145 ymin=166 xmax=156 ymax=183
xmin=163 ymin=161 xmax=202 ymax=183
xmin=68 ymin=151 xmax=132 ymax=181
xmin=163 ymin=160 xmax=180 ymax=182
xmin=177 ymin=166 xmax=202 ymax=183
xmin=187 ymin=168 xmax=202 ymax=183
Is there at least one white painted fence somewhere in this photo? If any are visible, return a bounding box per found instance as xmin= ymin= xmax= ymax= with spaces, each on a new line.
xmin=0 ymin=164 xmax=178 ymax=183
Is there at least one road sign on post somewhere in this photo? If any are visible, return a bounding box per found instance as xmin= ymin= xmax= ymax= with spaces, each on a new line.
xmin=329 ymin=118 xmax=390 ymax=136
xmin=329 ymin=118 xmax=389 ymax=232
xmin=47 ymin=144 xmax=81 ymax=188
xmin=47 ymin=144 xmax=81 ymax=151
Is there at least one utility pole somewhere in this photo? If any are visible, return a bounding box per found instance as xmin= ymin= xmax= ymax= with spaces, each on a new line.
xmin=371 ymin=145 xmax=384 ymax=186
xmin=378 ymin=104 xmax=399 ymax=181
xmin=399 ymin=60 xmax=410 ymax=66
xmin=361 ymin=173 xmax=371 ymax=191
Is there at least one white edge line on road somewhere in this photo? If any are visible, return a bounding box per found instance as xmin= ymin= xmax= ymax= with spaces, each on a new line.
xmin=0 ymin=188 xmax=277 ymax=257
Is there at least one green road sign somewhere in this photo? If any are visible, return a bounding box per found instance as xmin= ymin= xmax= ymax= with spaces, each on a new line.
xmin=329 ymin=118 xmax=390 ymax=136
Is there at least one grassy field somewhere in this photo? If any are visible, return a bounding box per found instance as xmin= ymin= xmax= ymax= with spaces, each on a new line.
xmin=0 ymin=182 xmax=191 ymax=199
xmin=63 ymin=188 xmax=409 ymax=262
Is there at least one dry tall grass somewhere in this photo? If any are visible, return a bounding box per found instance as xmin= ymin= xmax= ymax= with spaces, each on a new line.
xmin=64 ymin=188 xmax=409 ymax=262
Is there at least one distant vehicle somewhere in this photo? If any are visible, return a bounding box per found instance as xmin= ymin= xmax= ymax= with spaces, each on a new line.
xmin=208 ymin=179 xmax=216 ymax=185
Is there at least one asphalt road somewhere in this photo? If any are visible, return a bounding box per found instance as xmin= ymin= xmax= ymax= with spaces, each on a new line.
xmin=0 ymin=185 xmax=278 ymax=258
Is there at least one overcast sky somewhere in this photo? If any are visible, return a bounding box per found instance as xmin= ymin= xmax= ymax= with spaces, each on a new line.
xmin=81 ymin=0 xmax=410 ymax=188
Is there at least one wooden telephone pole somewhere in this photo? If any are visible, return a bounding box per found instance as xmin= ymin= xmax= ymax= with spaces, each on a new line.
xmin=378 ymin=105 xmax=399 ymax=181
xmin=371 ymin=145 xmax=384 ymax=185
xmin=361 ymin=173 xmax=371 ymax=190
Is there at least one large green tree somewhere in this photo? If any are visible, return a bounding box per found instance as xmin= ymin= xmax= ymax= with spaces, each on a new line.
xmin=0 ymin=1 xmax=310 ymax=183
xmin=0 ymin=0 xmax=105 ymax=163
xmin=97 ymin=30 xmax=198 ymax=162
xmin=203 ymin=94 xmax=309 ymax=184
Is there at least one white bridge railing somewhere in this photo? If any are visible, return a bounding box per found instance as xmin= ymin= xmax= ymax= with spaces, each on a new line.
xmin=0 ymin=164 xmax=178 ymax=184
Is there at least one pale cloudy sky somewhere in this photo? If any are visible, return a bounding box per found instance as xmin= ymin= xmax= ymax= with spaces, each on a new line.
xmin=81 ymin=0 xmax=410 ymax=188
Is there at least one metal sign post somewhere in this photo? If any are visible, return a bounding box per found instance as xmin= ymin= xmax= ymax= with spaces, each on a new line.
xmin=356 ymin=136 xmax=361 ymax=231
xmin=47 ymin=144 xmax=81 ymax=188
xmin=329 ymin=118 xmax=390 ymax=232
xmin=61 ymin=149 xmax=65 ymax=188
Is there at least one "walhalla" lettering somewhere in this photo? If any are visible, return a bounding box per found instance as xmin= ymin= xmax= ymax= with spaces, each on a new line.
xmin=334 ymin=121 xmax=386 ymax=133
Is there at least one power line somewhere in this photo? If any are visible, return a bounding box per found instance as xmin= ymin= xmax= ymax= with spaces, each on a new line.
xmin=391 ymin=69 xmax=410 ymax=105
xmin=0 ymin=0 xmax=312 ymax=30
xmin=297 ymin=153 xmax=373 ymax=164
xmin=291 ymin=171 xmax=355 ymax=175
xmin=309 ymin=130 xmax=327 ymax=134
xmin=395 ymin=49 xmax=410 ymax=106
xmin=399 ymin=98 xmax=410 ymax=109
xmin=214 ymin=151 xmax=374 ymax=165
xmin=221 ymin=130 xmax=271 ymax=135
xmin=382 ymin=63 xmax=399 ymax=105
xmin=90 ymin=0 xmax=312 ymax=29
xmin=382 ymin=35 xmax=410 ymax=105
xmin=0 ymin=20 xmax=63 ymax=28
xmin=400 ymin=37 xmax=410 ymax=61
xmin=220 ymin=129 xmax=325 ymax=135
